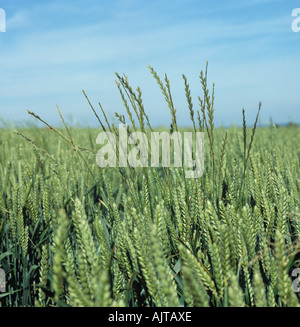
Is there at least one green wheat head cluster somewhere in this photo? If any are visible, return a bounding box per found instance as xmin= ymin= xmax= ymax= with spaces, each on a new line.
xmin=0 ymin=63 xmax=299 ymax=307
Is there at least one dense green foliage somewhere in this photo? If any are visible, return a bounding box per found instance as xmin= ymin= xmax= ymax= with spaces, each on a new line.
xmin=0 ymin=65 xmax=299 ymax=307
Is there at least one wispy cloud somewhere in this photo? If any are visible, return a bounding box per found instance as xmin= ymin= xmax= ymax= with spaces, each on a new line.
xmin=6 ymin=11 xmax=29 ymax=29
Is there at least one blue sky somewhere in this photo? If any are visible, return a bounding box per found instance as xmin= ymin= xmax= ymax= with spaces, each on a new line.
xmin=0 ymin=0 xmax=299 ymax=128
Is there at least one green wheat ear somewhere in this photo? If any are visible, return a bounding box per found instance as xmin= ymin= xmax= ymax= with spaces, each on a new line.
xmin=238 ymin=102 xmax=262 ymax=205
xmin=52 ymin=209 xmax=69 ymax=305
xmin=228 ymin=272 xmax=245 ymax=307
xmin=148 ymin=65 xmax=178 ymax=131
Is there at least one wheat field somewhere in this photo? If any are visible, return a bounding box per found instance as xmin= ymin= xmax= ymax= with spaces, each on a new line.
xmin=0 ymin=65 xmax=299 ymax=307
